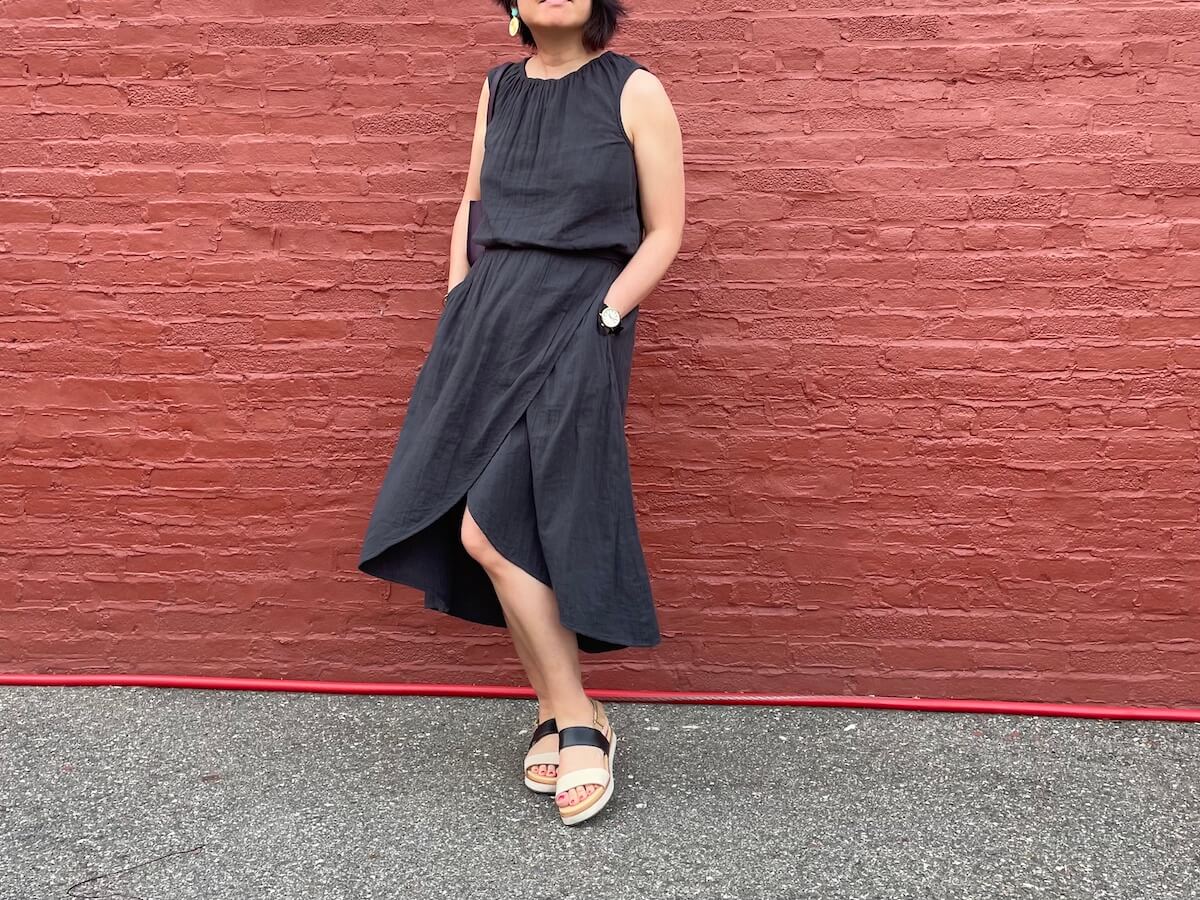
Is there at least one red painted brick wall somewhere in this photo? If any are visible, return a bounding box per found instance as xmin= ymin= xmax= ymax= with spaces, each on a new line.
xmin=3 ymin=3 xmax=1198 ymax=705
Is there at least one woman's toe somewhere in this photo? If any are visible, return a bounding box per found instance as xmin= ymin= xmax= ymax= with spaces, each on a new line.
xmin=556 ymin=780 xmax=600 ymax=806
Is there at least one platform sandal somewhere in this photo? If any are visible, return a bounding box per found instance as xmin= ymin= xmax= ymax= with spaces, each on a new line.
xmin=522 ymin=716 xmax=559 ymax=794
xmin=554 ymin=698 xmax=617 ymax=826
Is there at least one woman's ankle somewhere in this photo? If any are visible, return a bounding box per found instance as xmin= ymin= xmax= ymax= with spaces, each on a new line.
xmin=554 ymin=694 xmax=604 ymax=728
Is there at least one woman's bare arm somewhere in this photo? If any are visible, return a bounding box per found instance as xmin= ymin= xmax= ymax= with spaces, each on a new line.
xmin=447 ymin=75 xmax=492 ymax=294
xmin=601 ymin=69 xmax=686 ymax=319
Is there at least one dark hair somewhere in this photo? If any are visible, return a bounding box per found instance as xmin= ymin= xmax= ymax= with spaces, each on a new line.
xmin=491 ymin=0 xmax=629 ymax=51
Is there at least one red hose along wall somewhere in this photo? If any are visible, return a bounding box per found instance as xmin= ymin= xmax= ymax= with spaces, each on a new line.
xmin=3 ymin=674 xmax=1198 ymax=723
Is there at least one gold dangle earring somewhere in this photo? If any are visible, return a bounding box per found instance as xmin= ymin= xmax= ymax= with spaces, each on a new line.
xmin=508 ymin=5 xmax=520 ymax=37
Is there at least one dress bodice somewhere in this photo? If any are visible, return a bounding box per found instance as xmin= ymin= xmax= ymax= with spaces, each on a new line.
xmin=473 ymin=50 xmax=647 ymax=261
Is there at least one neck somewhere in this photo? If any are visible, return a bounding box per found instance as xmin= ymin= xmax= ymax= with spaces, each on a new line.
xmin=527 ymin=40 xmax=595 ymax=74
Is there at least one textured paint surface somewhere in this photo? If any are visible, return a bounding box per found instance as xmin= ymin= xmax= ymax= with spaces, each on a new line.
xmin=3 ymin=4 xmax=1199 ymax=703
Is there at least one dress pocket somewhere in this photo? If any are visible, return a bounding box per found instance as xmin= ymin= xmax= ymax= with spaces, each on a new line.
xmin=443 ymin=272 xmax=471 ymax=308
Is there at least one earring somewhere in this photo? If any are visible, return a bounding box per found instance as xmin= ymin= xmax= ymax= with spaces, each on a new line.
xmin=508 ymin=5 xmax=520 ymax=37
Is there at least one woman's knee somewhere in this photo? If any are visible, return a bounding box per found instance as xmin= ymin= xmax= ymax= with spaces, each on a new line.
xmin=460 ymin=503 xmax=501 ymax=567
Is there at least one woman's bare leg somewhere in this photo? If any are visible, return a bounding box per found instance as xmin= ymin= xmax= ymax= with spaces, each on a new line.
xmin=504 ymin=600 xmax=558 ymax=778
xmin=461 ymin=503 xmax=608 ymax=808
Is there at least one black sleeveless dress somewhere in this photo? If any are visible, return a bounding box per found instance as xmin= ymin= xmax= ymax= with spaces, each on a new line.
xmin=357 ymin=50 xmax=661 ymax=654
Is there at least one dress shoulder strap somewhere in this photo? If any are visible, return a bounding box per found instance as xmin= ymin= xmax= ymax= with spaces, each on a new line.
xmin=485 ymin=62 xmax=511 ymax=123
xmin=612 ymin=52 xmax=648 ymax=80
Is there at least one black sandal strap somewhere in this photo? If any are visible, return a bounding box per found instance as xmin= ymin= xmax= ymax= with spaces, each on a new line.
xmin=558 ymin=724 xmax=610 ymax=755
xmin=529 ymin=717 xmax=558 ymax=747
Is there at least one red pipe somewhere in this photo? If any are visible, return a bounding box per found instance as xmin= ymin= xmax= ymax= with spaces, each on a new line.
xmin=2 ymin=673 xmax=1197 ymax=722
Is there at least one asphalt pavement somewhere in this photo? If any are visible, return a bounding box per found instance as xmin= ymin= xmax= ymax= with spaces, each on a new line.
xmin=1 ymin=687 xmax=1196 ymax=899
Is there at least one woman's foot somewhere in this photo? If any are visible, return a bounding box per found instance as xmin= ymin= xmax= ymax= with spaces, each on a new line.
xmin=554 ymin=697 xmax=610 ymax=810
xmin=525 ymin=708 xmax=558 ymax=781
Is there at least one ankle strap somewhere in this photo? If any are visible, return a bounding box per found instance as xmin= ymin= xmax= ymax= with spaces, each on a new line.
xmin=590 ymin=697 xmax=602 ymax=728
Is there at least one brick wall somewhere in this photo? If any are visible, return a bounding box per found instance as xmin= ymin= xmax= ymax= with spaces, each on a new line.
xmin=3 ymin=3 xmax=1198 ymax=705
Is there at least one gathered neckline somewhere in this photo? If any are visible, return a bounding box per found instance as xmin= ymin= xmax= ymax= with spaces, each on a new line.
xmin=520 ymin=49 xmax=612 ymax=82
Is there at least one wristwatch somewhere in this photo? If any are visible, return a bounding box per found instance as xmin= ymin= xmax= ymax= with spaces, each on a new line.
xmin=597 ymin=304 xmax=623 ymax=335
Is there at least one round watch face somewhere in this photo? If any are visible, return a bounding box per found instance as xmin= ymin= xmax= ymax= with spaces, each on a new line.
xmin=600 ymin=307 xmax=621 ymax=327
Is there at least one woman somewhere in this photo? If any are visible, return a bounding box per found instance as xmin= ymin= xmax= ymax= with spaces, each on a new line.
xmin=357 ymin=0 xmax=684 ymax=825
